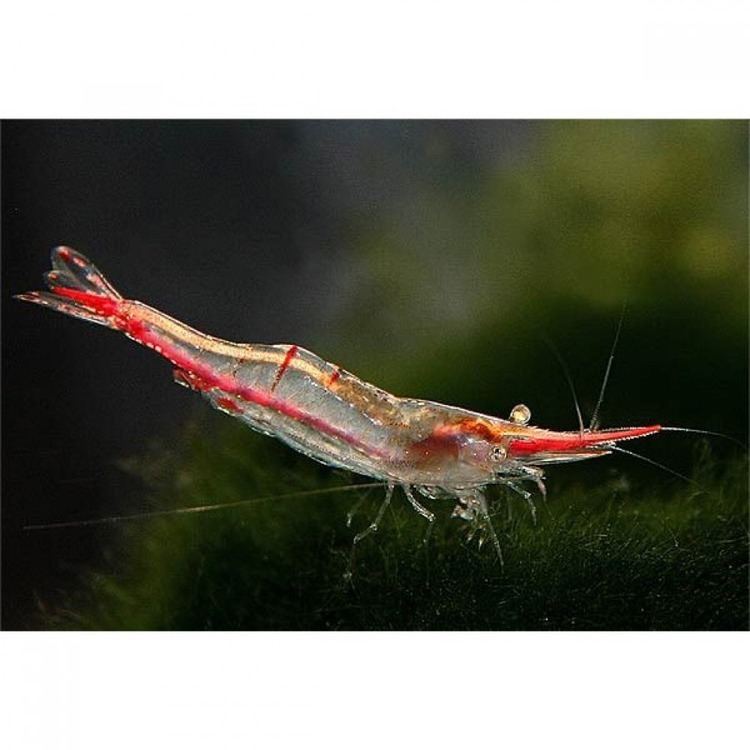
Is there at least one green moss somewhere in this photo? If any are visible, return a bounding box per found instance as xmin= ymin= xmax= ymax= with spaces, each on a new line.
xmin=44 ymin=420 xmax=748 ymax=630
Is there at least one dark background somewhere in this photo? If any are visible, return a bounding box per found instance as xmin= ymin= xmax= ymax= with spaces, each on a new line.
xmin=2 ymin=121 xmax=747 ymax=629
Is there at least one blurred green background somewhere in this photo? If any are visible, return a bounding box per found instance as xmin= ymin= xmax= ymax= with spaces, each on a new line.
xmin=6 ymin=120 xmax=748 ymax=629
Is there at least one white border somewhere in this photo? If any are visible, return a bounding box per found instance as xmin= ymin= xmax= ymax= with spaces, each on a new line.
xmin=1 ymin=2 xmax=749 ymax=117
xmin=1 ymin=633 xmax=748 ymax=749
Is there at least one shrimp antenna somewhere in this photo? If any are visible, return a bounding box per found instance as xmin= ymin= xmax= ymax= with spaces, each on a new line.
xmin=541 ymin=335 xmax=585 ymax=437
xmin=608 ymin=444 xmax=698 ymax=486
xmin=24 ymin=481 xmax=385 ymax=531
xmin=589 ymin=302 xmax=627 ymax=431
xmin=661 ymin=426 xmax=747 ymax=449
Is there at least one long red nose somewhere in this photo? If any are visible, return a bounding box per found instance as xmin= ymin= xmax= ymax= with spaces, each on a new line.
xmin=507 ymin=425 xmax=661 ymax=459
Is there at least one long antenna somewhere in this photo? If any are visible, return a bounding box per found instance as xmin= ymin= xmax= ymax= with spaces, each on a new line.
xmin=608 ymin=445 xmax=698 ymax=486
xmin=589 ymin=302 xmax=627 ymax=431
xmin=542 ymin=335 xmax=585 ymax=436
xmin=661 ymin=426 xmax=746 ymax=449
xmin=24 ymin=481 xmax=385 ymax=531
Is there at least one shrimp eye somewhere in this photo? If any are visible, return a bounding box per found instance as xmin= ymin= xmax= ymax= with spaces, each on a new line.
xmin=491 ymin=445 xmax=507 ymax=461
xmin=509 ymin=403 xmax=531 ymax=425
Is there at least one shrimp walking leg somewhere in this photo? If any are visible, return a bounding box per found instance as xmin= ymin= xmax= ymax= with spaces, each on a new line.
xmin=455 ymin=490 xmax=504 ymax=566
xmin=352 ymin=482 xmax=395 ymax=545
xmin=475 ymin=490 xmax=504 ymax=567
xmin=346 ymin=483 xmax=395 ymax=579
xmin=519 ymin=466 xmax=548 ymax=503
xmin=402 ymin=485 xmax=435 ymax=543
xmin=346 ymin=498 xmax=366 ymax=528
xmin=503 ymin=480 xmax=537 ymax=524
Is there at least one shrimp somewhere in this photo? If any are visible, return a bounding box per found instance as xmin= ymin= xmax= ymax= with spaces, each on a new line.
xmin=16 ymin=246 xmax=690 ymax=563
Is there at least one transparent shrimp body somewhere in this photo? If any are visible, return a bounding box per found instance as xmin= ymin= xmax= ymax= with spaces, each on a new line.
xmin=17 ymin=247 xmax=664 ymax=564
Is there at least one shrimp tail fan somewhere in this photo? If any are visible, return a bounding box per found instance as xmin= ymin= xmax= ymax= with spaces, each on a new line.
xmin=14 ymin=246 xmax=124 ymax=328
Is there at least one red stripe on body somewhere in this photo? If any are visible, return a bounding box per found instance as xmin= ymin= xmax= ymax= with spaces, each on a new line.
xmin=326 ymin=368 xmax=341 ymax=387
xmin=271 ymin=345 xmax=298 ymax=392
xmin=47 ymin=291 xmax=386 ymax=458
xmin=123 ymin=319 xmax=388 ymax=459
